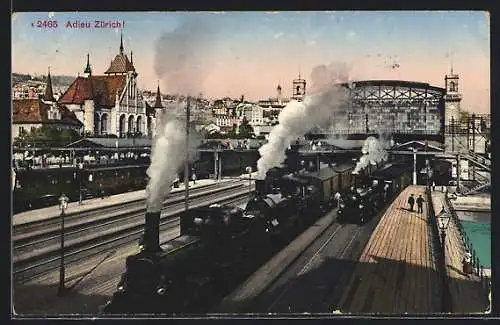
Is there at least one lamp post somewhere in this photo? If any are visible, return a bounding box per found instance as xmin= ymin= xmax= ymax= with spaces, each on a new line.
xmin=58 ymin=193 xmax=69 ymax=296
xmin=437 ymin=206 xmax=452 ymax=312
xmin=245 ymin=166 xmax=252 ymax=198
xmin=78 ymin=162 xmax=84 ymax=204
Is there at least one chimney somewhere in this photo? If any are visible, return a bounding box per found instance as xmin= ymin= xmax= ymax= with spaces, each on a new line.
xmin=143 ymin=211 xmax=162 ymax=253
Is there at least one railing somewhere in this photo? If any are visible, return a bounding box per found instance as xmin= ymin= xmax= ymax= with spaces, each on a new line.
xmin=444 ymin=194 xmax=491 ymax=296
xmin=426 ymin=188 xmax=451 ymax=312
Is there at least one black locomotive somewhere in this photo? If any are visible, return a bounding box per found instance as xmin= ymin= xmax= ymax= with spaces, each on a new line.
xmin=337 ymin=160 xmax=413 ymax=225
xmin=104 ymin=204 xmax=272 ymax=313
xmin=103 ymin=156 xmax=379 ymax=314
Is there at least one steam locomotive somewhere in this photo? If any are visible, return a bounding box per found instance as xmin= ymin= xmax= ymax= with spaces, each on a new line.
xmin=103 ymin=155 xmax=383 ymax=314
xmin=104 ymin=204 xmax=274 ymax=313
xmin=337 ymin=160 xmax=413 ymax=225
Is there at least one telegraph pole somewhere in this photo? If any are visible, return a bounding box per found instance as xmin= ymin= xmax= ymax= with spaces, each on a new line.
xmin=184 ymin=97 xmax=191 ymax=212
xmin=467 ymin=113 xmax=470 ymax=153
xmin=365 ymin=113 xmax=369 ymax=134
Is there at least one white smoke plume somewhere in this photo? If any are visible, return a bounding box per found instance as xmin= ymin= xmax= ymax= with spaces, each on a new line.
xmin=256 ymin=62 xmax=351 ymax=177
xmin=146 ymin=15 xmax=215 ymax=212
xmin=146 ymin=102 xmax=202 ymax=213
xmin=154 ymin=15 xmax=218 ymax=96
xmin=352 ymin=134 xmax=392 ymax=174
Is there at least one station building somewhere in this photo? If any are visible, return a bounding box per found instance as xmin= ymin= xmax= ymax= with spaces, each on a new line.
xmin=57 ymin=34 xmax=164 ymax=138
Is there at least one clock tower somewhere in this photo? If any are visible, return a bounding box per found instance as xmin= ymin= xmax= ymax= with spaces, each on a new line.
xmin=444 ymin=67 xmax=462 ymax=127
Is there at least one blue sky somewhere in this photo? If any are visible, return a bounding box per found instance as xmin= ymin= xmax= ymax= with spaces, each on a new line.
xmin=12 ymin=11 xmax=490 ymax=113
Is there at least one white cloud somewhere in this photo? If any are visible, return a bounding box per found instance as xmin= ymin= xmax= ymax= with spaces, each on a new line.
xmin=346 ymin=30 xmax=356 ymax=39
xmin=274 ymin=32 xmax=284 ymax=39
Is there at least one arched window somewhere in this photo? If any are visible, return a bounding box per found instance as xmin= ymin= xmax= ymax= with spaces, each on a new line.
xmin=449 ymin=81 xmax=457 ymax=92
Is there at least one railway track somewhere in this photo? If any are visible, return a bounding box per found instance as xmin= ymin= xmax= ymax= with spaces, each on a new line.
xmin=247 ymin=199 xmax=393 ymax=313
xmin=13 ymin=181 xmax=226 ymax=236
xmin=13 ymin=186 xmax=252 ymax=284
xmin=13 ymin=181 xmax=245 ymax=255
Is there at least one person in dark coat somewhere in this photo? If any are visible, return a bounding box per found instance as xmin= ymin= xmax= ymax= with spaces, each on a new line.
xmin=416 ymin=194 xmax=425 ymax=214
xmin=408 ymin=194 xmax=415 ymax=212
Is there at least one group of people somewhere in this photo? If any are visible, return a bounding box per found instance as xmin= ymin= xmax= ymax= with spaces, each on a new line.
xmin=407 ymin=193 xmax=425 ymax=213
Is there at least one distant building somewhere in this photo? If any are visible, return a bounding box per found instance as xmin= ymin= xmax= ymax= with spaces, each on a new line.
xmin=235 ymin=102 xmax=264 ymax=127
xmin=258 ymin=83 xmax=291 ymax=110
xmin=12 ymin=69 xmax=83 ymax=139
xmin=57 ymin=34 xmax=163 ymax=137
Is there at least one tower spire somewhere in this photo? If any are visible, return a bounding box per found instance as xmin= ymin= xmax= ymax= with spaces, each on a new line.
xmin=131 ymin=51 xmax=133 ymax=64
xmin=154 ymin=80 xmax=163 ymax=108
xmin=84 ymin=53 xmax=92 ymax=75
xmin=43 ymin=66 xmax=55 ymax=102
xmin=120 ymin=31 xmax=124 ymax=54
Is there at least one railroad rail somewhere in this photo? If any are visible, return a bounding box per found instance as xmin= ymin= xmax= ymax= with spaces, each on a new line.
xmin=13 ymin=183 xmax=252 ymax=284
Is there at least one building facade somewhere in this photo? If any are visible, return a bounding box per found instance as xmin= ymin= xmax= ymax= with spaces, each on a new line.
xmin=58 ymin=35 xmax=162 ymax=137
xmin=12 ymin=69 xmax=83 ymax=139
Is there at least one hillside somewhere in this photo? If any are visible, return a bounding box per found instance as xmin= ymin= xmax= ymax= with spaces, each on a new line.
xmin=12 ymin=73 xmax=75 ymax=87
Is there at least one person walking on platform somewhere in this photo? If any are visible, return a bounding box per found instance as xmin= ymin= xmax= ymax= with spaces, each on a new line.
xmin=408 ymin=194 xmax=415 ymax=212
xmin=334 ymin=191 xmax=341 ymax=208
xmin=462 ymin=250 xmax=473 ymax=276
xmin=416 ymin=194 xmax=425 ymax=214
xmin=432 ymin=181 xmax=436 ymax=191
xmin=99 ymin=183 xmax=104 ymax=200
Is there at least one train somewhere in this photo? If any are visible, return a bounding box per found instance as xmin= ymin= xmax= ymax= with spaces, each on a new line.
xmin=12 ymin=159 xmax=213 ymax=213
xmin=104 ymin=204 xmax=275 ymax=313
xmin=337 ymin=160 xmax=413 ymax=225
xmin=103 ymin=156 xmax=387 ymax=314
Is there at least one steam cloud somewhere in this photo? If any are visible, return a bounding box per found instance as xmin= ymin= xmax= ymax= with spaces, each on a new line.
xmin=147 ymin=15 xmax=214 ymax=212
xmin=146 ymin=104 xmax=201 ymax=213
xmin=154 ymin=15 xmax=217 ymax=96
xmin=256 ymin=62 xmax=351 ymax=177
xmin=352 ymin=134 xmax=392 ymax=174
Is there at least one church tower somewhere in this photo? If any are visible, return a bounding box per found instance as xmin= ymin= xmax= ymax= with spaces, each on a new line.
xmin=444 ymin=67 xmax=462 ymax=128
xmin=84 ymin=53 xmax=92 ymax=77
xmin=42 ymin=66 xmax=55 ymax=104
xmin=292 ymin=72 xmax=306 ymax=101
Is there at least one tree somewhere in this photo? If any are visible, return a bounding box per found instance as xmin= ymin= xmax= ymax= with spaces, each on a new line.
xmin=14 ymin=125 xmax=81 ymax=147
xmin=238 ymin=117 xmax=255 ymax=139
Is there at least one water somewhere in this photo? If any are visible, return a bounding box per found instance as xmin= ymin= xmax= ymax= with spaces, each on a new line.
xmin=456 ymin=211 xmax=491 ymax=269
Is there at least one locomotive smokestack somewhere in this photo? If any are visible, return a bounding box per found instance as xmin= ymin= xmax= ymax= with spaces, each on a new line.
xmin=144 ymin=210 xmax=161 ymax=253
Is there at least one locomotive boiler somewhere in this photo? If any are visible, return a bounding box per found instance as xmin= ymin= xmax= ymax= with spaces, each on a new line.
xmin=104 ymin=204 xmax=271 ymax=314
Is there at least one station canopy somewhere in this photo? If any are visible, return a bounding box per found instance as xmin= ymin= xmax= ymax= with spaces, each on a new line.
xmin=65 ymin=137 xmax=152 ymax=149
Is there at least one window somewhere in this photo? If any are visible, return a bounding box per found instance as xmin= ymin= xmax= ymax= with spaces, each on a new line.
xmin=19 ymin=127 xmax=25 ymax=134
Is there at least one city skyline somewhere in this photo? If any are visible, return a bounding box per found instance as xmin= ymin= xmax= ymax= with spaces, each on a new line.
xmin=12 ymin=11 xmax=490 ymax=113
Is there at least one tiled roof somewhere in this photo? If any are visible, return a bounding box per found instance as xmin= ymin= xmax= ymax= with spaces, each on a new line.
xmin=12 ymin=98 xmax=83 ymax=126
xmin=58 ymin=75 xmax=126 ymax=107
xmin=104 ymin=53 xmax=135 ymax=74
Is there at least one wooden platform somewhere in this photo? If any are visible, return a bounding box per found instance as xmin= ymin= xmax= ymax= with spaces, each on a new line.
xmin=335 ymin=185 xmax=441 ymax=314
xmin=430 ymin=191 xmax=490 ymax=314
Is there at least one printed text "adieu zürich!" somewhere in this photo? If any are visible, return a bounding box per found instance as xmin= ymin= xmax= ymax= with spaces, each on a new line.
xmin=66 ymin=20 xmax=125 ymax=29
